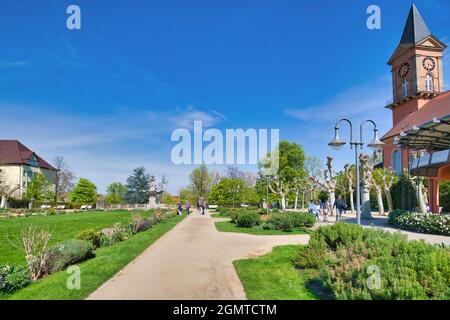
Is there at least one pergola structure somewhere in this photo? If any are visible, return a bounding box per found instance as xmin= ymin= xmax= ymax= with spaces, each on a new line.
xmin=394 ymin=114 xmax=450 ymax=213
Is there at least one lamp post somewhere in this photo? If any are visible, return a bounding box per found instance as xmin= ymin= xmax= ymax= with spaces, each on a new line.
xmin=266 ymin=176 xmax=269 ymax=214
xmin=328 ymin=119 xmax=384 ymax=225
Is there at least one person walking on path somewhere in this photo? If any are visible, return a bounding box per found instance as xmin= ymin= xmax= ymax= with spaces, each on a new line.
xmin=185 ymin=201 xmax=191 ymax=215
xmin=308 ymin=200 xmax=314 ymax=215
xmin=177 ymin=202 xmax=183 ymax=215
xmin=333 ymin=195 xmax=346 ymax=222
xmin=314 ymin=201 xmax=321 ymax=221
xmin=322 ymin=201 xmax=330 ymax=223
xmin=200 ymin=199 xmax=207 ymax=215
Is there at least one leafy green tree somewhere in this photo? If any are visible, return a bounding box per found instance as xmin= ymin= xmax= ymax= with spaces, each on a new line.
xmin=126 ymin=167 xmax=150 ymax=204
xmin=25 ymin=173 xmax=54 ymax=204
xmin=68 ymin=178 xmax=97 ymax=206
xmin=208 ymin=178 xmax=244 ymax=207
xmin=105 ymin=182 xmax=127 ymax=204
xmin=179 ymin=188 xmax=195 ymax=204
xmin=162 ymin=192 xmax=175 ymax=205
xmin=260 ymin=141 xmax=306 ymax=210
xmin=189 ymin=164 xmax=212 ymax=200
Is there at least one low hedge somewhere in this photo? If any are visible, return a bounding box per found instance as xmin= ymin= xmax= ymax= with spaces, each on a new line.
xmin=44 ymin=240 xmax=95 ymax=275
xmin=296 ymin=223 xmax=450 ymax=300
xmin=266 ymin=212 xmax=315 ymax=231
xmin=388 ymin=209 xmax=450 ymax=236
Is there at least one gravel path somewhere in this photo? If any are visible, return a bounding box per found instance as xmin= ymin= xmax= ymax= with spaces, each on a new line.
xmin=88 ymin=211 xmax=310 ymax=300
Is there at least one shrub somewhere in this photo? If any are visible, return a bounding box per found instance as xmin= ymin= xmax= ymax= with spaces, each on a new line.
xmin=235 ymin=212 xmax=260 ymax=228
xmin=75 ymin=229 xmax=101 ymax=248
xmin=229 ymin=211 xmax=242 ymax=223
xmin=217 ymin=207 xmax=230 ymax=215
xmin=289 ymin=212 xmax=316 ymax=228
xmin=0 ymin=265 xmax=31 ymax=293
xmin=22 ymin=226 xmax=52 ymax=281
xmin=296 ymin=223 xmax=450 ymax=300
xmin=269 ymin=213 xmax=295 ymax=231
xmin=130 ymin=213 xmax=150 ymax=233
xmin=100 ymin=223 xmax=128 ymax=247
xmin=389 ymin=209 xmax=450 ymax=236
xmin=257 ymin=221 xmax=277 ymax=230
xmin=44 ymin=240 xmax=94 ymax=275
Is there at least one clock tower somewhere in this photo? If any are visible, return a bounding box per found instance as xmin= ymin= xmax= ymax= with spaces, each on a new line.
xmin=386 ymin=4 xmax=447 ymax=126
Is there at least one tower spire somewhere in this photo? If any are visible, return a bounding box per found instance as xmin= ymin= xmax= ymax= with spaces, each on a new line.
xmin=400 ymin=3 xmax=431 ymax=45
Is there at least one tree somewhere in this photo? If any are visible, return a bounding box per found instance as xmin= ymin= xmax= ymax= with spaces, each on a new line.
xmin=162 ymin=192 xmax=175 ymax=205
xmin=68 ymin=178 xmax=97 ymax=207
xmin=344 ymin=164 xmax=356 ymax=214
xmin=407 ymin=171 xmax=428 ymax=214
xmin=105 ymin=182 xmax=127 ymax=205
xmin=179 ymin=188 xmax=195 ymax=204
xmin=225 ymin=166 xmax=245 ymax=180
xmin=261 ymin=141 xmax=306 ymax=211
xmin=25 ymin=173 xmax=54 ymax=205
xmin=359 ymin=154 xmax=374 ymax=220
xmin=189 ymin=164 xmax=212 ymax=200
xmin=53 ymin=156 xmax=75 ymax=203
xmin=312 ymin=157 xmax=337 ymax=215
xmin=126 ymin=167 xmax=150 ymax=204
xmin=372 ymin=168 xmax=386 ymax=216
xmin=377 ymin=167 xmax=397 ymax=213
xmin=210 ymin=171 xmax=222 ymax=186
xmin=208 ymin=178 xmax=244 ymax=207
xmin=305 ymin=156 xmax=324 ymax=201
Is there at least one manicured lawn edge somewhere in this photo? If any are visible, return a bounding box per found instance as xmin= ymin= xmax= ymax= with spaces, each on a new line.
xmin=3 ymin=215 xmax=186 ymax=300
xmin=214 ymin=220 xmax=309 ymax=236
xmin=233 ymin=245 xmax=320 ymax=300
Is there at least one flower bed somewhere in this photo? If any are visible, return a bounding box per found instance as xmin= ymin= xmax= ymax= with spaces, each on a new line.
xmin=388 ymin=209 xmax=450 ymax=236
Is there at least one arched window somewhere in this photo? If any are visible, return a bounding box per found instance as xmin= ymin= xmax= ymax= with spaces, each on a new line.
xmin=425 ymin=74 xmax=434 ymax=92
xmin=392 ymin=150 xmax=402 ymax=176
xmin=401 ymin=79 xmax=409 ymax=98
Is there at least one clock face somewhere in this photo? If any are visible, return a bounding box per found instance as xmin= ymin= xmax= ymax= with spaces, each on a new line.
xmin=398 ymin=63 xmax=410 ymax=78
xmin=422 ymin=56 xmax=436 ymax=71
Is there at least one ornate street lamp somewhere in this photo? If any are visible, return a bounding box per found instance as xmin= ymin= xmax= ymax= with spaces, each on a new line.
xmin=329 ymin=119 xmax=385 ymax=225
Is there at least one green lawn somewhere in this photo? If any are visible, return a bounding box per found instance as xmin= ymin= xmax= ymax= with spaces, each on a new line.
xmin=0 ymin=211 xmax=185 ymax=300
xmin=214 ymin=220 xmax=309 ymax=236
xmin=0 ymin=210 xmax=159 ymax=265
xmin=234 ymin=245 xmax=321 ymax=300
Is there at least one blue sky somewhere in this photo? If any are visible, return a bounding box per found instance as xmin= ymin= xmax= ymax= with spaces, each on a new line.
xmin=1 ymin=0 xmax=449 ymax=194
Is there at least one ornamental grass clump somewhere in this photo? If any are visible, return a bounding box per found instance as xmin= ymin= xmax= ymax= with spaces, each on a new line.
xmin=21 ymin=226 xmax=52 ymax=281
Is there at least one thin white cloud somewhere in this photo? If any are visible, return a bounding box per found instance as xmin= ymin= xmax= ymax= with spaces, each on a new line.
xmin=284 ymin=75 xmax=392 ymax=123
xmin=285 ymin=76 xmax=393 ymax=173
xmin=0 ymin=60 xmax=31 ymax=68
xmin=167 ymin=106 xmax=227 ymax=128
xmin=0 ymin=102 xmax=227 ymax=193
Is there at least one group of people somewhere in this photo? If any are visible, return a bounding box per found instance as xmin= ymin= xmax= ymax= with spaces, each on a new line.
xmin=308 ymin=195 xmax=347 ymax=223
xmin=177 ymin=199 xmax=207 ymax=216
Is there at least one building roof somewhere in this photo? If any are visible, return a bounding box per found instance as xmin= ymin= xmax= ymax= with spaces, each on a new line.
xmin=0 ymin=140 xmax=56 ymax=170
xmin=400 ymin=4 xmax=431 ymax=45
xmin=382 ymin=91 xmax=450 ymax=141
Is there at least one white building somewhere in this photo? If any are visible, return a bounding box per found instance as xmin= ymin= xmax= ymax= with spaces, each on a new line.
xmin=0 ymin=140 xmax=57 ymax=199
